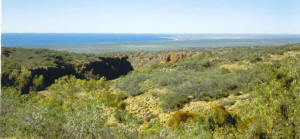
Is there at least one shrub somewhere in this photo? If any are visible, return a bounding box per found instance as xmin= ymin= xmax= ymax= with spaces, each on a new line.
xmin=250 ymin=57 xmax=263 ymax=63
xmin=160 ymin=91 xmax=189 ymax=112
xmin=1 ymin=93 xmax=65 ymax=137
xmin=154 ymin=70 xmax=243 ymax=111
xmin=99 ymin=91 xmax=126 ymax=107
xmin=163 ymin=57 xmax=216 ymax=72
xmin=168 ymin=111 xmax=200 ymax=127
xmin=32 ymin=75 xmax=44 ymax=91
xmin=2 ymin=44 xmax=300 ymax=138
xmin=206 ymin=105 xmax=237 ymax=131
xmin=0 ymin=88 xmax=23 ymax=136
xmin=62 ymin=96 xmax=107 ymax=138
xmin=0 ymin=75 xmax=115 ymax=138
xmin=114 ymin=73 xmax=150 ymax=97
xmin=48 ymin=75 xmax=107 ymax=98
xmin=236 ymin=57 xmax=300 ymax=138
xmin=16 ymin=66 xmax=32 ymax=93
xmin=114 ymin=110 xmax=143 ymax=125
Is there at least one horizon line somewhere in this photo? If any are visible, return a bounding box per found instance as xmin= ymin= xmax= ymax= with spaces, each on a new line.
xmin=2 ymin=32 xmax=300 ymax=35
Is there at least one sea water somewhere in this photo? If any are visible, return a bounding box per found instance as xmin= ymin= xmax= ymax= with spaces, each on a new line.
xmin=2 ymin=33 xmax=300 ymax=53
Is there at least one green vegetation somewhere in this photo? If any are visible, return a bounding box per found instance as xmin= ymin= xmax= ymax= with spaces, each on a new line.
xmin=1 ymin=43 xmax=300 ymax=138
xmin=1 ymin=76 xmax=127 ymax=138
xmin=235 ymin=58 xmax=300 ymax=138
xmin=114 ymin=73 xmax=150 ymax=97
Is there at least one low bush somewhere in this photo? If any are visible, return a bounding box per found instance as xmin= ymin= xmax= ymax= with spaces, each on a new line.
xmin=62 ymin=96 xmax=107 ymax=138
xmin=2 ymin=44 xmax=300 ymax=138
xmin=168 ymin=111 xmax=200 ymax=127
xmin=159 ymin=91 xmax=190 ymax=111
xmin=206 ymin=105 xmax=237 ymax=131
xmin=0 ymin=75 xmax=117 ymax=138
xmin=235 ymin=57 xmax=300 ymax=138
xmin=153 ymin=69 xmax=243 ymax=111
xmin=114 ymin=110 xmax=144 ymax=125
xmin=114 ymin=73 xmax=150 ymax=97
xmin=32 ymin=75 xmax=44 ymax=91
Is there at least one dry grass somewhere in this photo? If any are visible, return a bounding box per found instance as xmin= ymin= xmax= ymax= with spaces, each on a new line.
xmin=270 ymin=51 xmax=300 ymax=60
xmin=219 ymin=63 xmax=248 ymax=71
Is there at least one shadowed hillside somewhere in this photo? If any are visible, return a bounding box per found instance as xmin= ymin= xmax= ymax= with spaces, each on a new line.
xmin=1 ymin=47 xmax=133 ymax=94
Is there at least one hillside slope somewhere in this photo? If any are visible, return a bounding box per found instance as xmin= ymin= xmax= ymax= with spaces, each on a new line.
xmin=1 ymin=43 xmax=300 ymax=138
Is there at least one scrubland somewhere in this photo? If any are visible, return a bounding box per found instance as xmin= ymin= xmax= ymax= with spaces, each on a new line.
xmin=1 ymin=43 xmax=300 ymax=138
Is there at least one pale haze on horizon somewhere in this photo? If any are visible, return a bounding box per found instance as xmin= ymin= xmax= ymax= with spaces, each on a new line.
xmin=2 ymin=0 xmax=300 ymax=34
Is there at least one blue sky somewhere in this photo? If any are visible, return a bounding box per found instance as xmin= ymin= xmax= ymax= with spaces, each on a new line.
xmin=2 ymin=0 xmax=300 ymax=33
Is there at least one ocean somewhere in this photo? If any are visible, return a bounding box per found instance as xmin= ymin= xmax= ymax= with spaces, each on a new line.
xmin=2 ymin=33 xmax=300 ymax=53
xmin=1 ymin=33 xmax=171 ymax=46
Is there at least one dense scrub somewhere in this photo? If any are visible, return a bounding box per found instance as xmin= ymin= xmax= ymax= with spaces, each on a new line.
xmin=234 ymin=58 xmax=300 ymax=138
xmin=1 ymin=43 xmax=300 ymax=138
xmin=1 ymin=76 xmax=127 ymax=138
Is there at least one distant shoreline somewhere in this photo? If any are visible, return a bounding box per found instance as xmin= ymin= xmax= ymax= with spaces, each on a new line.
xmin=2 ymin=33 xmax=300 ymax=54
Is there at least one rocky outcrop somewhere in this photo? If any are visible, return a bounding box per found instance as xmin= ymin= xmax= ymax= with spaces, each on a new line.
xmin=160 ymin=52 xmax=193 ymax=64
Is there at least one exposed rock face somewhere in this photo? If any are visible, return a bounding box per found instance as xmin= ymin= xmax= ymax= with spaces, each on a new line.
xmin=160 ymin=52 xmax=193 ymax=64
xmin=160 ymin=54 xmax=171 ymax=64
